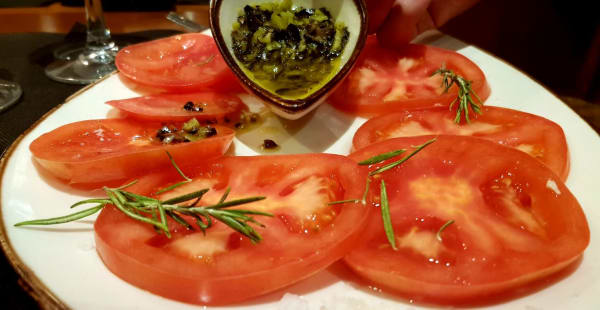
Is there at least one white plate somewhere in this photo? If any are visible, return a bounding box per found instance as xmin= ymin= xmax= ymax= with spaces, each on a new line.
xmin=2 ymin=31 xmax=600 ymax=309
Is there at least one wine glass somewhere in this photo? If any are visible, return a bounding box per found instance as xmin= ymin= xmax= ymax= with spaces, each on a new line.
xmin=0 ymin=79 xmax=22 ymax=113
xmin=45 ymin=0 xmax=118 ymax=85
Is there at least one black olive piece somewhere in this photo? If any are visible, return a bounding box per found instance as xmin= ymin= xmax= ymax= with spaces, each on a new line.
xmin=294 ymin=8 xmax=314 ymax=18
xmin=244 ymin=5 xmax=272 ymax=32
xmin=262 ymin=139 xmax=279 ymax=149
xmin=286 ymin=24 xmax=301 ymax=43
xmin=318 ymin=7 xmax=332 ymax=19
xmin=205 ymin=126 xmax=217 ymax=137
xmin=183 ymin=101 xmax=195 ymax=111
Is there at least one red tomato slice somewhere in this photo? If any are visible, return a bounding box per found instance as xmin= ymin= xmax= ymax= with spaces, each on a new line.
xmin=29 ymin=119 xmax=234 ymax=185
xmin=94 ymin=154 xmax=370 ymax=305
xmin=346 ymin=135 xmax=589 ymax=304
xmin=116 ymin=33 xmax=240 ymax=93
xmin=353 ymin=106 xmax=570 ymax=181
xmin=106 ymin=92 xmax=247 ymax=123
xmin=329 ymin=36 xmax=490 ymax=116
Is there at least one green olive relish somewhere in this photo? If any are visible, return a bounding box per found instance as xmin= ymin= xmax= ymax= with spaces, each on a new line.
xmin=231 ymin=0 xmax=349 ymax=99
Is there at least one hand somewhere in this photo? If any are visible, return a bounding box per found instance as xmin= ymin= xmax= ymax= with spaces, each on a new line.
xmin=365 ymin=0 xmax=480 ymax=48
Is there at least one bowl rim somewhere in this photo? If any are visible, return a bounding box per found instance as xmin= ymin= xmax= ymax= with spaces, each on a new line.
xmin=209 ymin=0 xmax=368 ymax=114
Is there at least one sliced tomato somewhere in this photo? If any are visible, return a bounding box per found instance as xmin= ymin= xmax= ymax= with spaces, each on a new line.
xmin=346 ymin=135 xmax=589 ymax=304
xmin=116 ymin=33 xmax=241 ymax=93
xmin=29 ymin=119 xmax=234 ymax=184
xmin=329 ymin=36 xmax=490 ymax=116
xmin=106 ymin=92 xmax=247 ymax=124
xmin=352 ymin=106 xmax=570 ymax=180
xmin=94 ymin=154 xmax=370 ymax=305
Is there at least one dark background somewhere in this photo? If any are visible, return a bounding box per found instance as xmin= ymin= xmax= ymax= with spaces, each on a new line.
xmin=1 ymin=0 xmax=599 ymax=308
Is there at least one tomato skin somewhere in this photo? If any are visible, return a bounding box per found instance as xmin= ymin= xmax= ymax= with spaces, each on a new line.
xmin=116 ymin=33 xmax=241 ymax=93
xmin=352 ymin=106 xmax=570 ymax=181
xmin=329 ymin=36 xmax=490 ymax=116
xmin=94 ymin=154 xmax=370 ymax=305
xmin=345 ymin=135 xmax=589 ymax=304
xmin=106 ymin=92 xmax=247 ymax=123
xmin=29 ymin=119 xmax=234 ymax=184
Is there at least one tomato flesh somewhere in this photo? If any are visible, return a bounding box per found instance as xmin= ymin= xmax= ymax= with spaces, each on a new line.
xmin=116 ymin=33 xmax=240 ymax=92
xmin=29 ymin=119 xmax=234 ymax=184
xmin=329 ymin=36 xmax=490 ymax=116
xmin=352 ymin=106 xmax=570 ymax=180
xmin=94 ymin=154 xmax=370 ymax=305
xmin=106 ymin=92 xmax=247 ymax=123
xmin=346 ymin=135 xmax=589 ymax=304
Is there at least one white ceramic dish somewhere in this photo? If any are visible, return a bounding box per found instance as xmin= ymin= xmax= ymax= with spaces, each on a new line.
xmin=1 ymin=30 xmax=600 ymax=309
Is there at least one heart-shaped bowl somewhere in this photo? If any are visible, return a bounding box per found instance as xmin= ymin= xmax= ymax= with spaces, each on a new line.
xmin=210 ymin=0 xmax=368 ymax=119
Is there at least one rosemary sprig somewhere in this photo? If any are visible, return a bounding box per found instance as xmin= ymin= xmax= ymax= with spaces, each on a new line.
xmin=369 ymin=138 xmax=436 ymax=176
xmin=432 ymin=66 xmax=482 ymax=123
xmin=436 ymin=219 xmax=455 ymax=242
xmin=15 ymin=153 xmax=272 ymax=243
xmin=380 ymin=180 xmax=397 ymax=250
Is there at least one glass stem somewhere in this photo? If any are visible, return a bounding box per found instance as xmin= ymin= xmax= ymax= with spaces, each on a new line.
xmin=85 ymin=0 xmax=114 ymax=52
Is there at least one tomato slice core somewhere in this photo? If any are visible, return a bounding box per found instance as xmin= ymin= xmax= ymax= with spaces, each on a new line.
xmin=345 ymin=135 xmax=589 ymax=304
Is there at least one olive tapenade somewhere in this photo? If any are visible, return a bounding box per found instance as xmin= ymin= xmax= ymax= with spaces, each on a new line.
xmin=231 ymin=0 xmax=349 ymax=99
xmin=156 ymin=118 xmax=217 ymax=144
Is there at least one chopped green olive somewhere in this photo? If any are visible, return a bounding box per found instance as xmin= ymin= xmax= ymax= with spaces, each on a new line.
xmin=231 ymin=0 xmax=349 ymax=99
xmin=156 ymin=118 xmax=217 ymax=144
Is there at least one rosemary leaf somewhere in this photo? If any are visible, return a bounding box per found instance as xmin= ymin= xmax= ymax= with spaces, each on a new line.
xmin=198 ymin=196 xmax=266 ymax=210
xmin=436 ymin=220 xmax=455 ymax=242
xmin=370 ymin=138 xmax=436 ymax=176
xmin=166 ymin=210 xmax=193 ymax=230
xmin=69 ymin=199 xmax=110 ymax=209
xmin=358 ymin=149 xmax=406 ymax=165
xmin=166 ymin=151 xmax=191 ymax=182
xmin=14 ymin=205 xmax=104 ymax=226
xmin=155 ymin=201 xmax=171 ymax=238
xmin=161 ymin=189 xmax=208 ymax=205
xmin=328 ymin=199 xmax=360 ymax=205
xmin=379 ymin=180 xmax=397 ymax=250
xmin=218 ymin=187 xmax=232 ymax=204
xmin=116 ymin=179 xmax=139 ymax=190
xmin=155 ymin=180 xmax=191 ymax=195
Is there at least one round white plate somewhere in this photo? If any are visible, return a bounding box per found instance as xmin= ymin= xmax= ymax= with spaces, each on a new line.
xmin=2 ymin=31 xmax=600 ymax=309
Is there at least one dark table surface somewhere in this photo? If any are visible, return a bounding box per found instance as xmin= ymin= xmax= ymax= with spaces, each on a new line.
xmin=1 ymin=24 xmax=600 ymax=309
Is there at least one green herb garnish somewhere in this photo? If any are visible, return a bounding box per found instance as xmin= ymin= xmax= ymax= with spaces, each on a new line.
xmin=327 ymin=199 xmax=361 ymax=205
xmin=436 ymin=220 xmax=455 ymax=242
xmin=380 ymin=179 xmax=397 ymax=250
xmin=432 ymin=66 xmax=482 ymax=123
xmin=358 ymin=149 xmax=406 ymax=165
xmin=15 ymin=153 xmax=272 ymax=243
xmin=369 ymin=138 xmax=436 ymax=176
